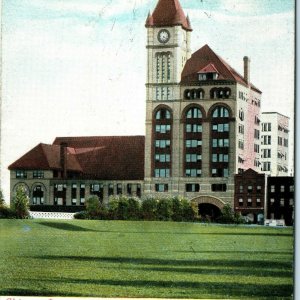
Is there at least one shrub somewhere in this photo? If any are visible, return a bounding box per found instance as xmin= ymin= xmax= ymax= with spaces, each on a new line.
xmin=74 ymin=211 xmax=88 ymax=219
xmin=181 ymin=198 xmax=197 ymax=221
xmin=171 ymin=196 xmax=184 ymax=221
xmin=217 ymin=204 xmax=244 ymax=224
xmin=157 ymin=198 xmax=173 ymax=221
xmin=0 ymin=206 xmax=15 ymax=219
xmin=127 ymin=197 xmax=141 ymax=220
xmin=85 ymin=196 xmax=108 ymax=219
xmin=141 ymin=197 xmax=158 ymax=220
xmin=11 ymin=186 xmax=30 ymax=219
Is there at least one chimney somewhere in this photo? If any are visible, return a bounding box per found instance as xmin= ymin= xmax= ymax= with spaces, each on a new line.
xmin=60 ymin=142 xmax=68 ymax=179
xmin=243 ymin=56 xmax=250 ymax=85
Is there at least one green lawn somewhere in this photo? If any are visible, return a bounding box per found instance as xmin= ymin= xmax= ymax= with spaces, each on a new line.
xmin=0 ymin=219 xmax=294 ymax=299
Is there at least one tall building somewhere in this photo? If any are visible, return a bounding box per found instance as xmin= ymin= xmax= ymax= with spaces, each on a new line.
xmin=8 ymin=0 xmax=263 ymax=219
xmin=260 ymin=112 xmax=289 ymax=176
xmin=144 ymin=0 xmax=262 ymax=212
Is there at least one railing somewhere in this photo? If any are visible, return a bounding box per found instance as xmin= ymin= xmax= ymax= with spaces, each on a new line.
xmin=29 ymin=211 xmax=75 ymax=220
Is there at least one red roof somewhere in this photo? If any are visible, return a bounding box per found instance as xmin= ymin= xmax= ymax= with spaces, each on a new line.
xmin=181 ymin=44 xmax=261 ymax=93
xmin=198 ymin=63 xmax=219 ymax=74
xmin=146 ymin=0 xmax=192 ymax=31
xmin=9 ymin=136 xmax=145 ymax=181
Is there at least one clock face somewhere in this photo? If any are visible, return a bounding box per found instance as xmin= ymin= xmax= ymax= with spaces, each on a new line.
xmin=158 ymin=29 xmax=170 ymax=43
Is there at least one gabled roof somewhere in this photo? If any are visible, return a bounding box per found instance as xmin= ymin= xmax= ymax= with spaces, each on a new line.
xmin=8 ymin=143 xmax=82 ymax=172
xmin=198 ymin=63 xmax=219 ymax=74
xmin=9 ymin=136 xmax=145 ymax=181
xmin=181 ymin=44 xmax=261 ymax=93
xmin=145 ymin=0 xmax=192 ymax=31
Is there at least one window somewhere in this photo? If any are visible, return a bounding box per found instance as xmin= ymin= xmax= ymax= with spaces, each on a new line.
xmin=239 ymin=198 xmax=243 ymax=206
xmin=80 ymin=184 xmax=85 ymax=205
xmin=117 ymin=184 xmax=122 ymax=195
xmin=186 ymin=169 xmax=201 ymax=177
xmin=212 ymin=139 xmax=229 ymax=148
xmin=155 ymin=124 xmax=171 ymax=133
xmin=108 ymin=184 xmax=114 ymax=196
xmin=254 ymin=144 xmax=260 ymax=153
xmin=186 ymin=140 xmax=202 ymax=148
xmin=155 ymin=140 xmax=171 ymax=148
xmin=247 ymin=198 xmax=252 ymax=207
xmin=16 ymin=170 xmax=27 ymax=179
xmin=270 ymin=198 xmax=275 ymax=204
xmin=212 ymin=106 xmax=229 ymax=118
xmin=262 ymin=123 xmax=271 ymax=131
xmin=247 ymin=185 xmax=253 ymax=193
xmin=186 ymin=124 xmax=202 ymax=133
xmin=186 ymin=154 xmax=201 ymax=162
xmin=278 ymin=137 xmax=283 ymax=146
xmin=212 ymin=168 xmax=228 ymax=177
xmin=186 ymin=184 xmax=200 ymax=192
xmin=186 ymin=107 xmax=202 ymax=119
xmin=262 ymin=135 xmax=271 ymax=145
xmin=212 ymin=153 xmax=229 ymax=162
xmin=239 ymin=185 xmax=243 ymax=193
xmin=289 ymin=199 xmax=294 ymax=206
xmin=280 ymin=198 xmax=285 ymax=207
xmin=212 ymin=123 xmax=229 ymax=132
xmin=262 ymin=149 xmax=271 ymax=158
xmin=238 ymin=140 xmax=244 ymax=150
xmin=210 ymin=88 xmax=231 ymax=99
xmin=262 ymin=162 xmax=271 ymax=171
xmin=254 ymin=129 xmax=260 ymax=139
xmin=211 ymin=184 xmax=227 ymax=192
xmin=280 ymin=185 xmax=285 ymax=192
xmin=155 ymin=169 xmax=170 ymax=178
xmin=184 ymin=89 xmax=205 ymax=100
xmin=239 ymin=109 xmax=244 ymax=121
xmin=71 ymin=183 xmax=77 ymax=205
xmin=270 ymin=185 xmax=275 ymax=193
xmin=284 ymin=138 xmax=288 ymax=147
xmin=155 ymin=109 xmax=171 ymax=120
xmin=32 ymin=185 xmax=44 ymax=205
xmin=137 ymin=184 xmax=142 ymax=197
xmin=256 ymin=198 xmax=261 ymax=206
xmin=290 ymin=185 xmax=294 ymax=192
xmin=33 ymin=170 xmax=44 ymax=179
xmin=127 ymin=184 xmax=132 ymax=195
xmin=238 ymin=124 xmax=244 ymax=134
xmin=257 ymin=185 xmax=262 ymax=193
xmin=155 ymin=184 xmax=168 ymax=192
xmin=155 ymin=154 xmax=171 ymax=162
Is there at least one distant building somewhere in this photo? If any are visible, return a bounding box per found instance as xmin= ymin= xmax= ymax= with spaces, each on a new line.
xmin=260 ymin=112 xmax=289 ymax=176
xmin=266 ymin=176 xmax=294 ymax=226
xmin=234 ymin=169 xmax=266 ymax=223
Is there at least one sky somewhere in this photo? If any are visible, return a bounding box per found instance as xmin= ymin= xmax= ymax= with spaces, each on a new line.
xmin=1 ymin=0 xmax=295 ymax=202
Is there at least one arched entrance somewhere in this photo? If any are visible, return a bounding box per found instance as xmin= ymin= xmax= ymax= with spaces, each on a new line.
xmin=192 ymin=195 xmax=226 ymax=222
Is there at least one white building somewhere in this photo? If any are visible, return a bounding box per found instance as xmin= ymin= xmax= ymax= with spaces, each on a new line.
xmin=260 ymin=112 xmax=289 ymax=176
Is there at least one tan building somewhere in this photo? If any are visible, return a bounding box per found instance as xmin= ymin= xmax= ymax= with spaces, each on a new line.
xmin=144 ymin=0 xmax=262 ymax=212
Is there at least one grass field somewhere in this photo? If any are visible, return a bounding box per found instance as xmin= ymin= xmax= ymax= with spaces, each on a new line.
xmin=0 ymin=219 xmax=294 ymax=299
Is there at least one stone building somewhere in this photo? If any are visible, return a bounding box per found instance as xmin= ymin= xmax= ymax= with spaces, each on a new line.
xmin=144 ymin=0 xmax=262 ymax=212
xmin=8 ymin=0 xmax=263 ymax=219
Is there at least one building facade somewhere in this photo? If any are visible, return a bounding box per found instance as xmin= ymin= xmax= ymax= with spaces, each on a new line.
xmin=144 ymin=0 xmax=262 ymax=211
xmin=234 ymin=169 xmax=266 ymax=224
xmin=266 ymin=176 xmax=294 ymax=226
xmin=260 ymin=112 xmax=289 ymax=176
xmin=9 ymin=0 xmax=265 ymax=219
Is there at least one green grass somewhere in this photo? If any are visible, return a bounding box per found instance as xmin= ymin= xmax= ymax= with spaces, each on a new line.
xmin=0 ymin=219 xmax=294 ymax=299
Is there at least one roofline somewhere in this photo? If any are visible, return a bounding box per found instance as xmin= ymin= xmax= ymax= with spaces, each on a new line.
xmin=261 ymin=112 xmax=290 ymax=119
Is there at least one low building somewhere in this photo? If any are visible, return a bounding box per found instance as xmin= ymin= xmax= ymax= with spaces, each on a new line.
xmin=266 ymin=176 xmax=294 ymax=226
xmin=234 ymin=169 xmax=266 ymax=223
xmin=8 ymin=136 xmax=145 ymax=209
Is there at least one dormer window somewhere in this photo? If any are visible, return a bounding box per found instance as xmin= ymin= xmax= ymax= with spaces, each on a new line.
xmin=198 ymin=63 xmax=219 ymax=81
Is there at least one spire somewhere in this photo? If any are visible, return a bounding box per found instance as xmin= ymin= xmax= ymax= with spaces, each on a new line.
xmin=145 ymin=0 xmax=192 ymax=31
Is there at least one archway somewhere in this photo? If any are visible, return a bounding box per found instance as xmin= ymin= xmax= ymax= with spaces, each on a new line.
xmin=191 ymin=195 xmax=226 ymax=221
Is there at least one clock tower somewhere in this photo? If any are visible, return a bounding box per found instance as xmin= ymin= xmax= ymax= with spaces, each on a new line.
xmin=144 ymin=0 xmax=192 ymax=194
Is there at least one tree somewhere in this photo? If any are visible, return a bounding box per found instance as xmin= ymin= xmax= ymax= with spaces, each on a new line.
xmin=85 ymin=196 xmax=101 ymax=218
xmin=0 ymin=190 xmax=5 ymax=206
xmin=11 ymin=186 xmax=30 ymax=219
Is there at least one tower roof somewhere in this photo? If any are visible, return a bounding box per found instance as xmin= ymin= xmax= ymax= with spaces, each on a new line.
xmin=145 ymin=0 xmax=192 ymax=31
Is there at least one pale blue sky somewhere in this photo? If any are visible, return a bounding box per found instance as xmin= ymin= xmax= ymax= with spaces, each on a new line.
xmin=1 ymin=0 xmax=295 ymax=200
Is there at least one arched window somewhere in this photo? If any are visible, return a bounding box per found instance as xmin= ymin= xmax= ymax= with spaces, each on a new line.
xmin=212 ymin=106 xmax=229 ymax=118
xmin=153 ymin=107 xmax=172 ymax=179
xmin=210 ymin=87 xmax=231 ymax=99
xmin=184 ymin=88 xmax=205 ymax=100
xmin=184 ymin=106 xmax=203 ymax=177
xmin=210 ymin=106 xmax=231 ymax=178
xmin=155 ymin=109 xmax=171 ymax=120
xmin=32 ymin=185 xmax=45 ymax=205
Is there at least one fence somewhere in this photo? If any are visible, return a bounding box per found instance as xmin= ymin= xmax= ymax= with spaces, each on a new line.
xmin=29 ymin=211 xmax=75 ymax=220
